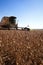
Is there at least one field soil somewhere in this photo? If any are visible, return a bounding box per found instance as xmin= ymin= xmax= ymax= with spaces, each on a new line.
xmin=0 ymin=30 xmax=43 ymax=65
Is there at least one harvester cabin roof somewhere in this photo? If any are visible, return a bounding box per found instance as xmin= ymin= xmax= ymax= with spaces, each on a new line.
xmin=9 ymin=16 xmax=16 ymax=19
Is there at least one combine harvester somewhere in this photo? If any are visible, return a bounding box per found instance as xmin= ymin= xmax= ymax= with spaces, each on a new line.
xmin=0 ymin=16 xmax=30 ymax=31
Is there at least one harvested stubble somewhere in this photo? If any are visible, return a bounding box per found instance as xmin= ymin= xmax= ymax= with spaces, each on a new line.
xmin=0 ymin=30 xmax=43 ymax=65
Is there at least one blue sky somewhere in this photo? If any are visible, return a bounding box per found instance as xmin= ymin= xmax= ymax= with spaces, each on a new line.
xmin=0 ymin=0 xmax=43 ymax=29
